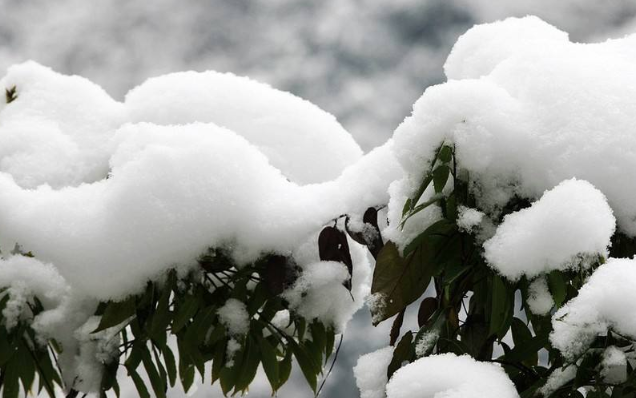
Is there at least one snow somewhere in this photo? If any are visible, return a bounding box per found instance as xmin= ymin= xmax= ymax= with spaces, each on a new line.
xmin=538 ymin=365 xmax=576 ymax=397
xmin=601 ymin=346 xmax=628 ymax=384
xmin=0 ymin=62 xmax=402 ymax=304
xmin=284 ymin=235 xmax=371 ymax=331
xmin=526 ymin=277 xmax=554 ymax=316
xmin=551 ymin=258 xmax=636 ymax=360
xmin=73 ymin=316 xmax=122 ymax=392
xmin=6 ymin=13 xmax=636 ymax=398
xmin=483 ymin=179 xmax=615 ymax=280
xmin=388 ymin=16 xmax=636 ymax=250
xmin=354 ymin=346 xmax=393 ymax=398
xmin=0 ymin=255 xmax=70 ymax=329
xmin=217 ymin=298 xmax=249 ymax=336
xmin=456 ymin=206 xmax=484 ymax=234
xmin=125 ymin=70 xmax=363 ymax=184
xmin=0 ymin=61 xmax=402 ymax=395
xmin=385 ymin=353 xmax=519 ymax=398
xmin=414 ymin=331 xmax=439 ymax=358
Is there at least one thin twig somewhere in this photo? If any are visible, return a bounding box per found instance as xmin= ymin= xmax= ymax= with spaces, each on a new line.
xmin=315 ymin=334 xmax=344 ymax=397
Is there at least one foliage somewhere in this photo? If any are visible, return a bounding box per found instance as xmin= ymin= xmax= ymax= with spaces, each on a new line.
xmin=365 ymin=143 xmax=636 ymax=397
xmin=0 ymin=246 xmax=347 ymax=397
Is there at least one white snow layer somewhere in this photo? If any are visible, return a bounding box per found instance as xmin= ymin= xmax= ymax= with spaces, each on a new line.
xmin=483 ymin=179 xmax=615 ymax=280
xmin=388 ymin=16 xmax=636 ymax=252
xmin=385 ymin=353 xmax=519 ymax=398
xmin=0 ymin=61 xmax=402 ymax=392
xmin=0 ymin=62 xmax=402 ymax=303
xmin=354 ymin=346 xmax=394 ymax=398
xmin=551 ymin=258 xmax=636 ymax=359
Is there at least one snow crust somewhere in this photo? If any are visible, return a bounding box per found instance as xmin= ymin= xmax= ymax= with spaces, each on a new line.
xmin=354 ymin=346 xmax=393 ymax=398
xmin=385 ymin=353 xmax=519 ymax=398
xmin=484 ymin=179 xmax=615 ymax=280
xmin=551 ymin=258 xmax=636 ymax=359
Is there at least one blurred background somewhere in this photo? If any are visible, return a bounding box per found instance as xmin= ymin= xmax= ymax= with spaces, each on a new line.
xmin=1 ymin=1 xmax=635 ymax=397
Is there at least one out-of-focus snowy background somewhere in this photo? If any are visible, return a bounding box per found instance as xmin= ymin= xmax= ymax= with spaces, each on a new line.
xmin=1 ymin=1 xmax=635 ymax=397
xmin=3 ymin=0 xmax=636 ymax=151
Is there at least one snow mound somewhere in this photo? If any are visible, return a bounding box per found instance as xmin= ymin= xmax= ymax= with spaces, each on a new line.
xmin=483 ymin=179 xmax=615 ymax=280
xmin=0 ymin=62 xmax=125 ymax=189
xmin=388 ymin=16 xmax=636 ymax=248
xmin=385 ymin=353 xmax=519 ymax=398
xmin=0 ymin=63 xmax=402 ymax=303
xmin=354 ymin=346 xmax=393 ymax=398
xmin=551 ymin=258 xmax=636 ymax=359
xmin=125 ymin=70 xmax=363 ymax=184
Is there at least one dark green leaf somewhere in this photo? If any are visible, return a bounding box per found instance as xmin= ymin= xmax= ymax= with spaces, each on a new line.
xmin=277 ymin=349 xmax=293 ymax=390
xmin=548 ymin=271 xmax=567 ymax=308
xmin=258 ymin=335 xmax=279 ymax=392
xmin=172 ymin=295 xmax=199 ymax=333
xmin=129 ymin=370 xmax=151 ymax=398
xmin=433 ymin=165 xmax=451 ymax=193
xmin=234 ymin=337 xmax=261 ymax=392
xmin=93 ymin=296 xmax=136 ymax=333
xmin=417 ymin=297 xmax=438 ymax=328
xmin=387 ymin=332 xmax=414 ymax=378
xmin=291 ymin=343 xmax=319 ymax=393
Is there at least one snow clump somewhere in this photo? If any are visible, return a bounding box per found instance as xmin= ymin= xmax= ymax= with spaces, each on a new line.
xmin=551 ymin=258 xmax=636 ymax=359
xmin=483 ymin=179 xmax=615 ymax=280
xmin=217 ymin=298 xmax=249 ymax=336
xmin=385 ymin=353 xmax=519 ymax=398
xmin=387 ymin=15 xmax=636 ymax=252
xmin=354 ymin=346 xmax=394 ymax=398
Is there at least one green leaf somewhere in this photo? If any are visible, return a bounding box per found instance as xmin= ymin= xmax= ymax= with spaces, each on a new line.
xmin=93 ymin=296 xmax=137 ymax=333
xmin=180 ymin=364 xmax=195 ymax=393
xmin=211 ymin=339 xmax=226 ymax=384
xmin=387 ymin=332 xmax=414 ymax=378
xmin=277 ymin=349 xmax=293 ymax=390
xmin=291 ymin=342 xmax=319 ymax=393
xmin=438 ymin=145 xmax=453 ymax=163
xmin=16 ymin=340 xmax=36 ymax=394
xmin=172 ymin=294 xmax=199 ymax=333
xmin=511 ymin=318 xmax=537 ymax=365
xmin=141 ymin=345 xmax=167 ymax=398
xmin=163 ymin=345 xmax=177 ymax=388
xmin=129 ymin=370 xmax=151 ymax=398
xmin=489 ymin=275 xmax=514 ymax=338
xmin=3 ymin=356 xmax=20 ymax=398
xmin=370 ymin=241 xmax=440 ymax=325
xmin=548 ymin=271 xmax=568 ymax=308
xmin=504 ymin=334 xmax=549 ymax=363
xmin=148 ymin=287 xmax=171 ymax=348
xmin=403 ymin=219 xmax=456 ymax=256
xmin=325 ymin=328 xmax=336 ymax=361
xmin=400 ymin=195 xmax=443 ymax=229
xmin=417 ymin=297 xmax=438 ymax=328
xmin=0 ymin=328 xmax=14 ymax=366
xmin=408 ymin=174 xmax=434 ymax=213
xmin=258 ymin=335 xmax=279 ymax=392
xmin=433 ymin=165 xmax=451 ymax=193
xmin=234 ymin=337 xmax=261 ymax=392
